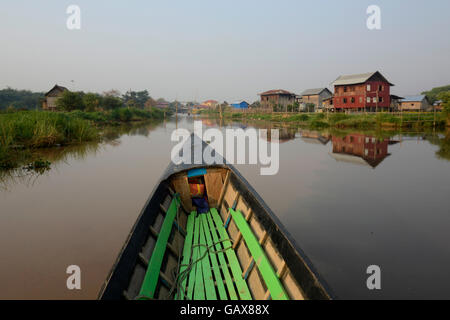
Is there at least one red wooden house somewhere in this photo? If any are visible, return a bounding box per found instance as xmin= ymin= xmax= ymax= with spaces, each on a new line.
xmin=331 ymin=71 xmax=394 ymax=112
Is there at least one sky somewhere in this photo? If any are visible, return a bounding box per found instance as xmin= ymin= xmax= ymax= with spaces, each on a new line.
xmin=0 ymin=0 xmax=449 ymax=102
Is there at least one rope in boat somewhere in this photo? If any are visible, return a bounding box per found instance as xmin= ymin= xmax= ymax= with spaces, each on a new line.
xmin=135 ymin=195 xmax=233 ymax=300
xmin=168 ymin=239 xmax=234 ymax=300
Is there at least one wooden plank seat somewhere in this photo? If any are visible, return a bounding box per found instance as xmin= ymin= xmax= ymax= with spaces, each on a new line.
xmin=229 ymin=208 xmax=289 ymax=300
xmin=138 ymin=194 xmax=181 ymax=299
xmin=176 ymin=210 xmax=252 ymax=300
xmin=138 ymin=202 xmax=289 ymax=300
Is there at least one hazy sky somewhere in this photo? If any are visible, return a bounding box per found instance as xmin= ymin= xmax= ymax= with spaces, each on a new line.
xmin=1 ymin=0 xmax=449 ymax=102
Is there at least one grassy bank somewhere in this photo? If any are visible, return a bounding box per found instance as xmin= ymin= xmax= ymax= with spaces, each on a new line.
xmin=69 ymin=107 xmax=166 ymax=125
xmin=204 ymin=111 xmax=449 ymax=130
xmin=0 ymin=108 xmax=165 ymax=169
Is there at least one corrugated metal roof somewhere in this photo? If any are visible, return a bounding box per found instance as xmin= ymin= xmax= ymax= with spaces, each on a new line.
xmin=331 ymin=71 xmax=393 ymax=86
xmin=301 ymin=88 xmax=330 ymax=96
xmin=332 ymin=72 xmax=376 ymax=86
xmin=400 ymin=95 xmax=426 ymax=102
xmin=259 ymin=89 xmax=295 ymax=96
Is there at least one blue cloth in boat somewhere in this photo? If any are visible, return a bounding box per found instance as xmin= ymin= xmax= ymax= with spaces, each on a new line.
xmin=192 ymin=197 xmax=209 ymax=214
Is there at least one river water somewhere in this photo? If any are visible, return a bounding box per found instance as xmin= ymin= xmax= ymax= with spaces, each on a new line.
xmin=0 ymin=115 xmax=449 ymax=299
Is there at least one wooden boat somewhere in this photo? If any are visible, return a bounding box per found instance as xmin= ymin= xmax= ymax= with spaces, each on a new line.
xmin=99 ymin=135 xmax=332 ymax=300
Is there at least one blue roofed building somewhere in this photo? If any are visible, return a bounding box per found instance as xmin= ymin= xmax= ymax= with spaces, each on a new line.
xmin=398 ymin=95 xmax=431 ymax=111
xmin=231 ymin=101 xmax=249 ymax=109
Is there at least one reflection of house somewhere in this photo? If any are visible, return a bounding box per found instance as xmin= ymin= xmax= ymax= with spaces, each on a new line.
xmin=259 ymin=127 xmax=297 ymax=143
xmin=42 ymin=84 xmax=68 ymax=110
xmin=330 ymin=134 xmax=390 ymax=168
xmin=259 ymin=89 xmax=296 ymax=110
xmin=398 ymin=95 xmax=430 ymax=111
xmin=332 ymin=71 xmax=394 ymax=112
xmin=300 ymin=88 xmax=333 ymax=111
xmin=300 ymin=130 xmax=331 ymax=145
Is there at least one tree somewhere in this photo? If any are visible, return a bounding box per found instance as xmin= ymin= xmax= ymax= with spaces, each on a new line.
xmin=437 ymin=91 xmax=450 ymax=117
xmin=83 ymin=93 xmax=102 ymax=112
xmin=103 ymin=89 xmax=121 ymax=98
xmin=101 ymin=95 xmax=123 ymax=110
xmin=122 ymin=90 xmax=150 ymax=109
xmin=422 ymin=85 xmax=450 ymax=104
xmin=0 ymin=87 xmax=44 ymax=110
xmin=56 ymin=91 xmax=85 ymax=111
xmin=145 ymin=97 xmax=157 ymax=109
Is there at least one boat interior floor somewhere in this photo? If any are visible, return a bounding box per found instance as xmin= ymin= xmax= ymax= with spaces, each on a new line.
xmin=132 ymin=191 xmax=288 ymax=300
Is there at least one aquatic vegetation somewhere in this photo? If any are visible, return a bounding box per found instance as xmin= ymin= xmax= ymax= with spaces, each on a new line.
xmin=0 ymin=108 xmax=166 ymax=170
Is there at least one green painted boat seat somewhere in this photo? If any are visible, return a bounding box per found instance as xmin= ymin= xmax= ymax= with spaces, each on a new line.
xmin=229 ymin=208 xmax=289 ymax=300
xmin=138 ymin=198 xmax=288 ymax=300
xmin=138 ymin=194 xmax=181 ymax=299
xmin=177 ymin=210 xmax=252 ymax=300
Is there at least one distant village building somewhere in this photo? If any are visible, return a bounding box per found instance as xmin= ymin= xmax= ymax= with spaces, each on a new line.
xmin=300 ymin=88 xmax=333 ymax=111
xmin=390 ymin=95 xmax=405 ymax=111
xmin=433 ymin=100 xmax=443 ymax=111
xmin=203 ymin=100 xmax=219 ymax=108
xmin=322 ymin=96 xmax=334 ymax=111
xmin=155 ymin=101 xmax=169 ymax=109
xmin=231 ymin=101 xmax=249 ymax=109
xmin=398 ymin=95 xmax=430 ymax=111
xmin=193 ymin=104 xmax=210 ymax=112
xmin=42 ymin=84 xmax=68 ymax=111
xmin=332 ymin=71 xmax=394 ymax=112
xmin=259 ymin=89 xmax=296 ymax=110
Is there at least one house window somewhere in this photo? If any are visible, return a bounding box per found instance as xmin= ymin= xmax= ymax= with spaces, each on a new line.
xmin=351 ymin=97 xmax=355 ymax=103
xmin=373 ymin=97 xmax=377 ymax=103
xmin=359 ymin=97 xmax=363 ymax=103
xmin=344 ymin=87 xmax=347 ymax=92
xmin=367 ymin=97 xmax=371 ymax=103
xmin=365 ymin=149 xmax=369 ymax=156
xmin=379 ymin=85 xmax=383 ymax=91
xmin=379 ymin=97 xmax=383 ymax=103
xmin=367 ymin=84 xmax=371 ymax=91
xmin=343 ymin=98 xmax=347 ymax=103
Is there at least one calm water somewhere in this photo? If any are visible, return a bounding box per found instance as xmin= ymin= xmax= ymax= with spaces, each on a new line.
xmin=1 ymin=116 xmax=449 ymax=299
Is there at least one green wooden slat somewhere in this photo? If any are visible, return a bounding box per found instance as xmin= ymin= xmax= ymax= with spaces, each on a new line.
xmin=193 ymin=216 xmax=205 ymax=300
xmin=201 ymin=214 xmax=228 ymax=300
xmin=210 ymin=208 xmax=252 ymax=300
xmin=198 ymin=214 xmax=217 ymax=300
xmin=138 ymin=195 xmax=180 ymax=299
xmin=229 ymin=208 xmax=289 ymax=300
xmin=206 ymin=213 xmax=238 ymax=300
xmin=176 ymin=211 xmax=195 ymax=300
xmin=187 ymin=215 xmax=202 ymax=299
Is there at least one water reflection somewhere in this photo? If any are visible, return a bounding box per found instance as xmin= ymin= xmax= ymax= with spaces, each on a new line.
xmin=426 ymin=129 xmax=450 ymax=161
xmin=299 ymin=129 xmax=331 ymax=145
xmin=0 ymin=121 xmax=163 ymax=191
xmin=329 ymin=133 xmax=396 ymax=168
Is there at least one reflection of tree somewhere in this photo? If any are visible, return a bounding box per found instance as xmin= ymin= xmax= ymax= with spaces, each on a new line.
xmin=0 ymin=169 xmax=47 ymax=192
xmin=427 ymin=129 xmax=450 ymax=161
xmin=0 ymin=121 xmax=163 ymax=190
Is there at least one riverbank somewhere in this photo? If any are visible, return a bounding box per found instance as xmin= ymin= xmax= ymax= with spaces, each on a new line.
xmin=197 ymin=110 xmax=449 ymax=130
xmin=0 ymin=108 xmax=165 ymax=169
